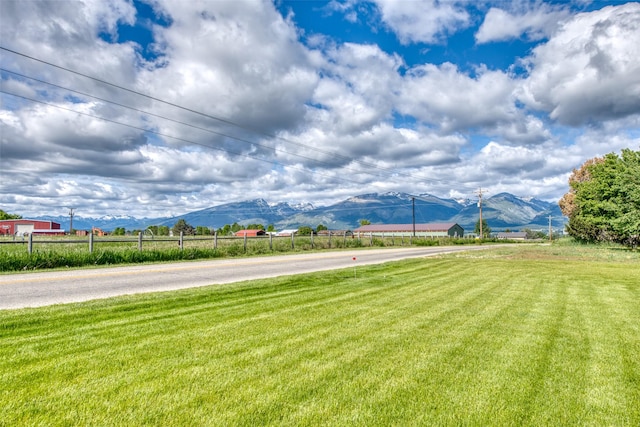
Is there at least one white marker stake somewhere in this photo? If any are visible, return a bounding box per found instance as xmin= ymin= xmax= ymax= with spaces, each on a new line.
xmin=353 ymin=257 xmax=357 ymax=278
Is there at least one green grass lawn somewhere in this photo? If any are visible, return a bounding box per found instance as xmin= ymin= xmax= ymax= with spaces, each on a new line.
xmin=1 ymin=244 xmax=639 ymax=426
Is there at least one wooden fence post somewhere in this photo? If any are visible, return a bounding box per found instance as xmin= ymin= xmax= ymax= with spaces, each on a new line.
xmin=89 ymin=232 xmax=94 ymax=253
xmin=214 ymin=232 xmax=218 ymax=249
xmin=28 ymin=233 xmax=33 ymax=255
xmin=291 ymin=233 xmax=295 ymax=249
xmin=179 ymin=232 xmax=184 ymax=250
xmin=138 ymin=232 xmax=143 ymax=251
xmin=244 ymin=233 xmax=247 ymax=252
xmin=269 ymin=232 xmax=273 ymax=251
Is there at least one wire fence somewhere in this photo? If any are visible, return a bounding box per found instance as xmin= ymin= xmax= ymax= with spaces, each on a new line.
xmin=0 ymin=231 xmax=452 ymax=255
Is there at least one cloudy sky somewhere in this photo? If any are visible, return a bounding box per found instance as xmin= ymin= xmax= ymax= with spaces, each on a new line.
xmin=1 ymin=0 xmax=639 ymax=219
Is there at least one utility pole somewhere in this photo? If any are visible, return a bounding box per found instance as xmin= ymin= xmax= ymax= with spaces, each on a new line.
xmin=412 ymin=197 xmax=416 ymax=237
xmin=476 ymin=189 xmax=485 ymax=239
xmin=68 ymin=208 xmax=75 ymax=236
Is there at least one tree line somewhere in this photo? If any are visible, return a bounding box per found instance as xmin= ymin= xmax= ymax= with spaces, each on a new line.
xmin=0 ymin=210 xmax=334 ymax=237
xmin=0 ymin=210 xmax=21 ymax=220
xmin=141 ymin=220 xmax=331 ymax=237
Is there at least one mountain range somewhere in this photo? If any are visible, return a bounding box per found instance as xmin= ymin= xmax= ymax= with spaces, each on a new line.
xmin=30 ymin=192 xmax=565 ymax=233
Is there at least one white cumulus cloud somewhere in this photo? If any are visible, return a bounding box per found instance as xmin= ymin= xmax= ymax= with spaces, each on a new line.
xmin=520 ymin=2 xmax=640 ymax=126
xmin=476 ymin=5 xmax=569 ymax=44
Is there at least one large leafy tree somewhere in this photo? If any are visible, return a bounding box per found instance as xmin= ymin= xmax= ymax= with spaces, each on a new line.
xmin=560 ymin=149 xmax=640 ymax=248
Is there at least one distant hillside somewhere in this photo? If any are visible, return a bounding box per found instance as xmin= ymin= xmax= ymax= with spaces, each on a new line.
xmin=31 ymin=192 xmax=565 ymax=232
xmin=153 ymin=199 xmax=304 ymax=229
xmin=452 ymin=193 xmax=564 ymax=230
xmin=276 ymin=192 xmax=463 ymax=230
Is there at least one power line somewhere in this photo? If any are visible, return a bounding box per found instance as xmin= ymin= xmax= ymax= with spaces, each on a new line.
xmin=0 ymin=89 xmax=370 ymax=187
xmin=0 ymin=67 xmax=394 ymax=180
xmin=0 ymin=46 xmax=452 ymax=186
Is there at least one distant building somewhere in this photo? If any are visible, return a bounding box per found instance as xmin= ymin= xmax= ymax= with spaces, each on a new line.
xmin=317 ymin=230 xmax=353 ymax=237
xmin=92 ymin=227 xmax=107 ymax=236
xmin=275 ymin=229 xmax=298 ymax=237
xmin=0 ymin=219 xmax=65 ymax=236
xmin=353 ymin=223 xmax=464 ymax=238
xmin=496 ymin=231 xmax=527 ymax=240
xmin=235 ymin=229 xmax=266 ymax=237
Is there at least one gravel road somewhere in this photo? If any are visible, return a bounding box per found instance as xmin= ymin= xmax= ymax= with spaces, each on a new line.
xmin=0 ymin=246 xmax=492 ymax=309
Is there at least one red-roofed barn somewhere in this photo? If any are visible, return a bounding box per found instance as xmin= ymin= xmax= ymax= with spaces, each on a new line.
xmin=235 ymin=229 xmax=266 ymax=237
xmin=0 ymin=219 xmax=65 ymax=236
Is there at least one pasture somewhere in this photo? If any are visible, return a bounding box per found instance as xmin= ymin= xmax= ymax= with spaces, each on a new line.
xmin=1 ymin=244 xmax=639 ymax=426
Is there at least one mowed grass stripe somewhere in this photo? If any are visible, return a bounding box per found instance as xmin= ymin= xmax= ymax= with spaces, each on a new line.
xmin=1 ymin=248 xmax=639 ymax=426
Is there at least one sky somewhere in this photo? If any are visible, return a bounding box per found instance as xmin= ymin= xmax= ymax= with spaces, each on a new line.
xmin=1 ymin=0 xmax=639 ymax=219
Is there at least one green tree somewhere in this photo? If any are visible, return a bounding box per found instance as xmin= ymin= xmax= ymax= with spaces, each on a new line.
xmin=217 ymin=224 xmax=232 ymax=235
xmin=523 ymin=228 xmax=547 ymax=240
xmin=298 ymin=226 xmax=313 ymax=235
xmin=230 ymin=222 xmax=243 ymax=233
xmin=158 ymin=225 xmax=170 ymax=236
xmin=147 ymin=225 xmax=159 ymax=236
xmin=474 ymin=219 xmax=491 ymax=237
xmin=112 ymin=227 xmax=126 ymax=236
xmin=316 ymin=224 xmax=327 ymax=232
xmin=0 ymin=210 xmax=22 ymax=220
xmin=266 ymin=224 xmax=276 ymax=232
xmin=561 ymin=149 xmax=640 ymax=248
xmin=359 ymin=219 xmax=371 ymax=226
xmin=173 ymin=219 xmax=195 ymax=236
xmin=245 ymin=223 xmax=264 ymax=230
xmin=196 ymin=226 xmax=211 ymax=235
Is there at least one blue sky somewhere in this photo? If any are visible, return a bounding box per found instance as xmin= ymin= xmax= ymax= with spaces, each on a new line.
xmin=1 ymin=0 xmax=639 ymax=218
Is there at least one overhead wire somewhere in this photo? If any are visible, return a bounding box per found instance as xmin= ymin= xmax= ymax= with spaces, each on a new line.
xmin=0 ymin=67 xmax=414 ymax=182
xmin=0 ymin=46 xmax=463 ymax=188
xmin=0 ymin=89 xmax=372 ymax=187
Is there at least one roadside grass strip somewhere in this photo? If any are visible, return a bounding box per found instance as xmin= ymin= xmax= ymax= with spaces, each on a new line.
xmin=1 ymin=246 xmax=639 ymax=426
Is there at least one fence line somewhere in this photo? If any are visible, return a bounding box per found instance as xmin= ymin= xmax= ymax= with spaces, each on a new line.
xmin=1 ymin=231 xmax=379 ymax=254
xmin=0 ymin=231 xmax=477 ymax=255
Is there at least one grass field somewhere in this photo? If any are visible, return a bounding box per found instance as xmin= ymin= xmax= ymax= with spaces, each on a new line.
xmin=1 ymin=244 xmax=639 ymax=426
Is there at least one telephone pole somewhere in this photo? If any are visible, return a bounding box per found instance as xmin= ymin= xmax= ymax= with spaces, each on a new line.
xmin=476 ymin=188 xmax=485 ymax=239
xmin=68 ymin=208 xmax=75 ymax=236
xmin=412 ymin=197 xmax=416 ymax=237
